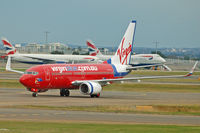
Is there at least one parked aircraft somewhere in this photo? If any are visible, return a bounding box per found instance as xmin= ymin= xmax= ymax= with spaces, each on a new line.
xmin=87 ymin=40 xmax=171 ymax=71
xmin=1 ymin=38 xmax=98 ymax=64
xmin=6 ymin=20 xmax=198 ymax=97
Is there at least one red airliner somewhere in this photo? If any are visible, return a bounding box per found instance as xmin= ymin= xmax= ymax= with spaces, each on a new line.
xmin=6 ymin=20 xmax=198 ymax=97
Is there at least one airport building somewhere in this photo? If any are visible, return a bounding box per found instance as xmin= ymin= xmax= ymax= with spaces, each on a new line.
xmin=16 ymin=42 xmax=72 ymax=54
xmin=99 ymin=48 xmax=109 ymax=55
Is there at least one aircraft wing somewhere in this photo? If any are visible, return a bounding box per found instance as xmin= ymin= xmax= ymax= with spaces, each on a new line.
xmin=72 ymin=61 xmax=198 ymax=85
xmin=23 ymin=56 xmax=62 ymax=64
xmin=23 ymin=55 xmax=96 ymax=64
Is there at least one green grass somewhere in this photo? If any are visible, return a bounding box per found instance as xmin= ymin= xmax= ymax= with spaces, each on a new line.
xmin=0 ymin=68 xmax=26 ymax=72
xmin=104 ymin=83 xmax=200 ymax=93
xmin=0 ymin=79 xmax=24 ymax=89
xmin=152 ymin=105 xmax=200 ymax=115
xmin=0 ymin=121 xmax=199 ymax=133
xmin=141 ymin=78 xmax=200 ymax=83
xmin=130 ymin=70 xmax=200 ymax=76
xmin=5 ymin=104 xmax=200 ymax=116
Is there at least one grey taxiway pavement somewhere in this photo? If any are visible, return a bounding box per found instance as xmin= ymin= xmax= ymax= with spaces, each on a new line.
xmin=0 ymin=88 xmax=200 ymax=125
xmin=0 ymin=108 xmax=200 ymax=125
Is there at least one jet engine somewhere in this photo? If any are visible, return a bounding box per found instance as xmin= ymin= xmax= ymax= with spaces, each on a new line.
xmin=79 ymin=81 xmax=102 ymax=95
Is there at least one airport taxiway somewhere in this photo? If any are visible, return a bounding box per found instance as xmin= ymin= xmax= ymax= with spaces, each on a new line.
xmin=0 ymin=88 xmax=200 ymax=106
xmin=0 ymin=108 xmax=200 ymax=125
xmin=0 ymin=88 xmax=200 ymax=125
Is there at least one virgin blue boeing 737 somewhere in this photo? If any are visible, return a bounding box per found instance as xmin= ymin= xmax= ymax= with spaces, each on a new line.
xmin=6 ymin=20 xmax=198 ymax=97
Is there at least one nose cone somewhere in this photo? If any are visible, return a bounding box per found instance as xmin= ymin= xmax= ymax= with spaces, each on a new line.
xmin=160 ymin=57 xmax=166 ymax=63
xmin=156 ymin=54 xmax=166 ymax=63
xmin=19 ymin=75 xmax=30 ymax=87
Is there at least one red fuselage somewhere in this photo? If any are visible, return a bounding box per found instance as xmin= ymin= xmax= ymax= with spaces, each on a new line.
xmin=19 ymin=63 xmax=124 ymax=90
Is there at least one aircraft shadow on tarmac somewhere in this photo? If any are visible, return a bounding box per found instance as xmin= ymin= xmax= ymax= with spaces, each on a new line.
xmin=23 ymin=93 xmax=101 ymax=99
xmin=22 ymin=92 xmax=147 ymax=100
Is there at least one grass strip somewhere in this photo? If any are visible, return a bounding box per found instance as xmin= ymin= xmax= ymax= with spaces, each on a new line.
xmin=130 ymin=71 xmax=200 ymax=76
xmin=104 ymin=83 xmax=200 ymax=93
xmin=0 ymin=121 xmax=199 ymax=133
xmin=0 ymin=68 xmax=26 ymax=72
xmin=3 ymin=105 xmax=200 ymax=116
xmin=140 ymin=78 xmax=200 ymax=83
xmin=0 ymin=79 xmax=24 ymax=89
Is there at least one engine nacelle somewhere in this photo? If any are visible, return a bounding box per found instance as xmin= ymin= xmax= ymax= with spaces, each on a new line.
xmin=79 ymin=81 xmax=102 ymax=95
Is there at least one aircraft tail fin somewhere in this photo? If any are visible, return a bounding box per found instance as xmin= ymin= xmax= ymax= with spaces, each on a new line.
xmin=104 ymin=20 xmax=136 ymax=65
xmin=1 ymin=37 xmax=17 ymax=57
xmin=86 ymin=40 xmax=103 ymax=56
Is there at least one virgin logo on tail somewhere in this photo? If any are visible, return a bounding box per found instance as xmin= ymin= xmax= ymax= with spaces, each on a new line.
xmin=117 ymin=38 xmax=132 ymax=65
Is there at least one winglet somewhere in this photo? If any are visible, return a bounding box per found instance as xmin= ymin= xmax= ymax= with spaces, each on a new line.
xmin=6 ymin=56 xmax=11 ymax=71
xmin=184 ymin=61 xmax=198 ymax=77
xmin=6 ymin=56 xmax=24 ymax=74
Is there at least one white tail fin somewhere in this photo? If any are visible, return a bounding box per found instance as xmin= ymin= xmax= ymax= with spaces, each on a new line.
xmin=105 ymin=20 xmax=136 ymax=65
xmin=86 ymin=40 xmax=103 ymax=56
xmin=1 ymin=37 xmax=16 ymax=55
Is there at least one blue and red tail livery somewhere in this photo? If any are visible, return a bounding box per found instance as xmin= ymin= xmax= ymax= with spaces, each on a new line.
xmin=87 ymin=40 xmax=102 ymax=56
xmin=1 ymin=38 xmax=16 ymax=58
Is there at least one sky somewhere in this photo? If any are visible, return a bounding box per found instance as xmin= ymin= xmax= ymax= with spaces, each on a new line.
xmin=0 ymin=0 xmax=200 ymax=48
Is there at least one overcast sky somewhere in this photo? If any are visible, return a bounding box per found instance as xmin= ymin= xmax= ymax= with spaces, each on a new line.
xmin=0 ymin=0 xmax=200 ymax=48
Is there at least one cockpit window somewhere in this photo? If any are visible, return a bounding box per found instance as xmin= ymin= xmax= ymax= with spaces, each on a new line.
xmin=24 ymin=71 xmax=38 ymax=75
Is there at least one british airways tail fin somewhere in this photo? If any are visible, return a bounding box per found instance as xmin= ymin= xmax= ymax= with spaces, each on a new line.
xmin=86 ymin=40 xmax=103 ymax=56
xmin=104 ymin=20 xmax=136 ymax=65
xmin=1 ymin=37 xmax=17 ymax=57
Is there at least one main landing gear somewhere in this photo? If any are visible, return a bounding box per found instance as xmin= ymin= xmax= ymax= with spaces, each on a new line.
xmin=90 ymin=93 xmax=100 ymax=98
xmin=60 ymin=89 xmax=70 ymax=97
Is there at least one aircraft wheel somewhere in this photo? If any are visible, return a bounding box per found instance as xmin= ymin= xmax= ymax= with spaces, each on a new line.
xmin=60 ymin=89 xmax=65 ymax=96
xmin=96 ymin=93 xmax=100 ymax=98
xmin=90 ymin=94 xmax=95 ymax=98
xmin=64 ymin=89 xmax=70 ymax=97
xmin=32 ymin=92 xmax=38 ymax=97
xmin=90 ymin=93 xmax=100 ymax=98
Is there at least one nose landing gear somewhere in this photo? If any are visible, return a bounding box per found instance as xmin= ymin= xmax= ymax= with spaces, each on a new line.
xmin=30 ymin=88 xmax=38 ymax=97
xmin=32 ymin=92 xmax=38 ymax=97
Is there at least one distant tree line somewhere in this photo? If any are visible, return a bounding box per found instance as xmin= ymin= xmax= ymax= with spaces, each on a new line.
xmin=51 ymin=51 xmax=64 ymax=54
xmin=151 ymin=51 xmax=200 ymax=60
